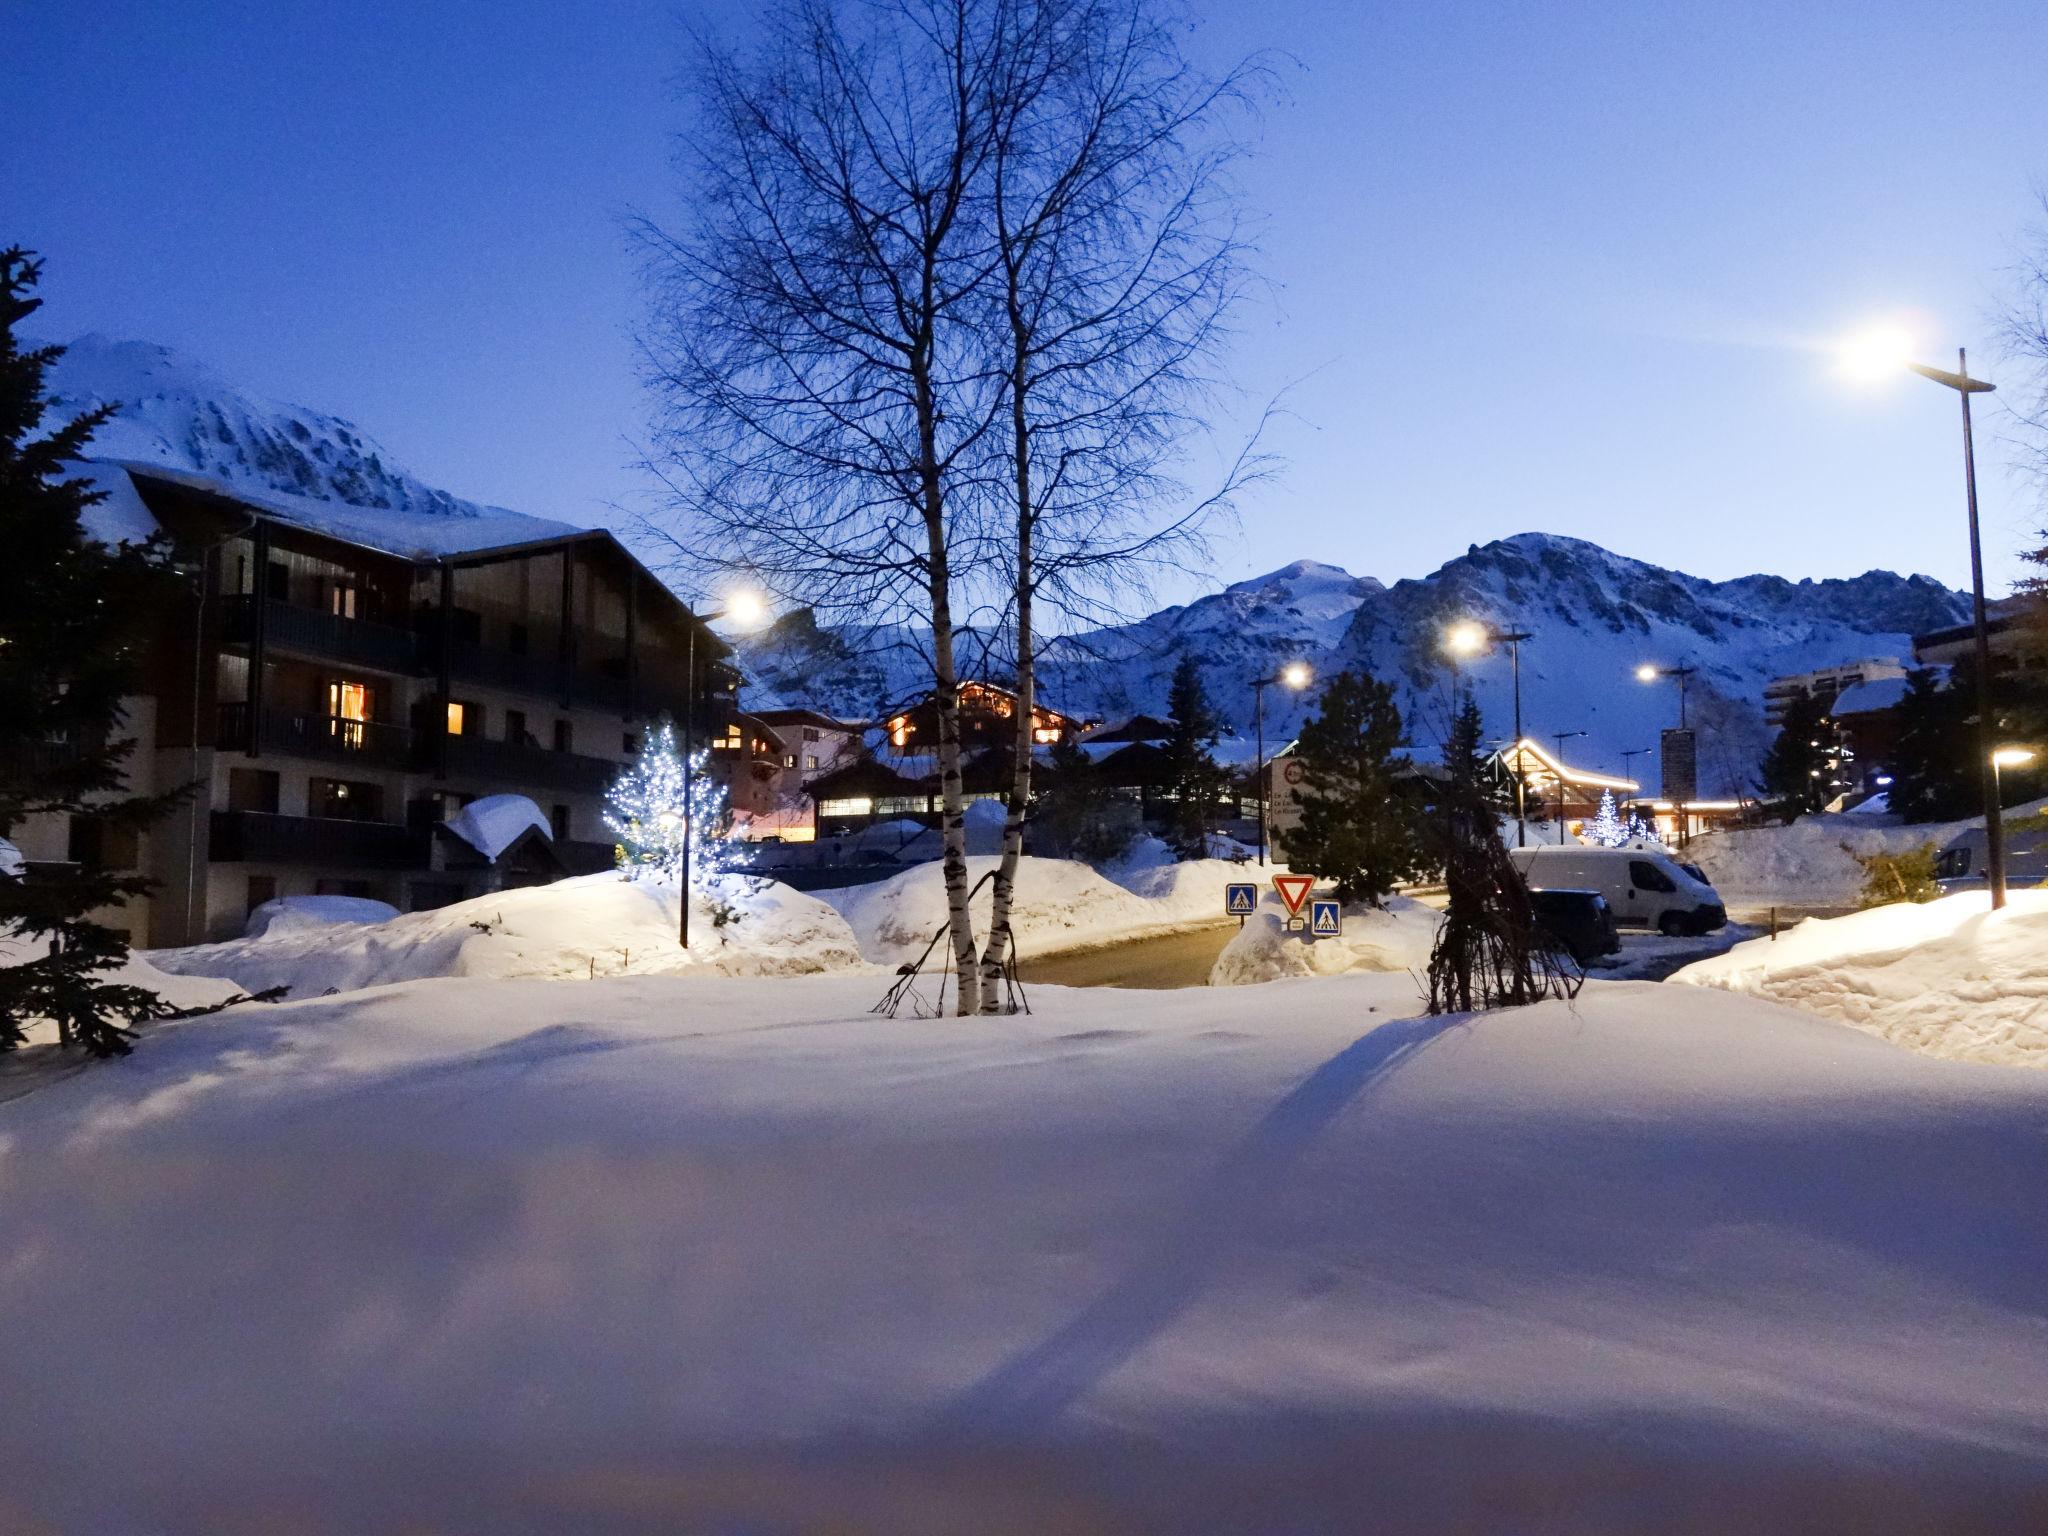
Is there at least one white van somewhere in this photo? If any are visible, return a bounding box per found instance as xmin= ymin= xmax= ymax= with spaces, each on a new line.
xmin=1509 ymin=845 xmax=1727 ymax=936
xmin=1934 ymin=820 xmax=2048 ymax=894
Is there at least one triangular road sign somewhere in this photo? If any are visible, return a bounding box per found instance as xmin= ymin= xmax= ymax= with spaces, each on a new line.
xmin=1272 ymin=873 xmax=1314 ymax=917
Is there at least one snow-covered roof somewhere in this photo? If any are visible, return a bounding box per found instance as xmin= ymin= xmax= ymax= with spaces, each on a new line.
xmin=90 ymin=460 xmax=585 ymax=561
xmin=1829 ymin=675 xmax=1914 ymax=718
xmin=441 ymin=795 xmax=553 ymax=864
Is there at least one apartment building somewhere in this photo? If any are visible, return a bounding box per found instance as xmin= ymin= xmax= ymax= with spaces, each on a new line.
xmin=21 ymin=463 xmax=731 ymax=946
xmin=1760 ymin=658 xmax=1906 ymax=728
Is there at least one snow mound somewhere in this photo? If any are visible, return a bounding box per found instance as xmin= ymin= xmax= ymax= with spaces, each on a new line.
xmin=0 ymin=837 xmax=24 ymax=881
xmin=963 ymin=796 xmax=1008 ymax=854
xmin=3 ymin=974 xmax=2045 ymax=1527
xmin=441 ymin=793 xmax=550 ymax=862
xmin=243 ymin=895 xmax=399 ymax=939
xmin=1687 ymin=812 xmax=1956 ymax=908
xmin=823 ymin=854 xmax=1241 ymax=965
xmin=151 ymin=873 xmax=866 ymax=996
xmin=1671 ymin=888 xmax=2048 ymax=1068
xmin=1211 ymin=892 xmax=1441 ymax=986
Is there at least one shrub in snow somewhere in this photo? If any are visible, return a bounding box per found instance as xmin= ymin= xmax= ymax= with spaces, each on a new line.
xmin=1850 ymin=842 xmax=1939 ymax=909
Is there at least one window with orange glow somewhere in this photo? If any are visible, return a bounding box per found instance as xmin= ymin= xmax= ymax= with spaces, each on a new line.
xmin=445 ymin=701 xmax=466 ymax=736
xmin=328 ymin=681 xmax=368 ymax=722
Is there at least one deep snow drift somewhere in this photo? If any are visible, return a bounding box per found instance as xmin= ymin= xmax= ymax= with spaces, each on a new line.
xmin=821 ymin=849 xmax=1255 ymax=966
xmin=150 ymin=872 xmax=866 ymax=996
xmin=3 ymin=973 xmax=2045 ymax=1531
xmin=1210 ymin=891 xmax=1441 ymax=985
xmin=1672 ymin=888 xmax=2048 ymax=1068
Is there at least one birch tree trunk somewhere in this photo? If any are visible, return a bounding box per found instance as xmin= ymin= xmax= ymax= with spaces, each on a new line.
xmin=978 ymin=328 xmax=1034 ymax=1011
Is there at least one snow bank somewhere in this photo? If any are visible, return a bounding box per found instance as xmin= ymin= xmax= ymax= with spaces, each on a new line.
xmin=824 ymin=853 xmax=1243 ymax=965
xmin=3 ymin=974 xmax=2045 ymax=1529
xmin=1688 ymin=798 xmax=2048 ymax=909
xmin=440 ymin=793 xmax=549 ymax=862
xmin=1211 ymin=891 xmax=1441 ymax=985
xmin=1671 ymin=887 xmax=2048 ymax=1068
xmin=243 ymin=894 xmax=399 ymax=939
xmin=151 ymin=873 xmax=866 ymax=996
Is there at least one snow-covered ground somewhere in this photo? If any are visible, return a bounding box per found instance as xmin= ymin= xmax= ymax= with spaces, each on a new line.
xmin=150 ymin=872 xmax=866 ymax=996
xmin=823 ymin=844 xmax=1263 ymax=967
xmin=2 ymin=973 xmax=2045 ymax=1530
xmin=1672 ymin=888 xmax=2048 ymax=1068
xmin=1211 ymin=891 xmax=1440 ymax=985
xmin=1685 ymin=801 xmax=2048 ymax=910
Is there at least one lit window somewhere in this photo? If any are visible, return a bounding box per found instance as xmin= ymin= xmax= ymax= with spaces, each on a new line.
xmin=446 ymin=701 xmax=466 ymax=736
xmin=1033 ymin=726 xmax=1059 ymax=744
xmin=783 ymin=754 xmax=797 ymax=769
xmin=804 ymin=755 xmax=818 ymax=770
xmin=818 ymin=797 xmax=874 ymax=817
xmin=329 ymin=681 xmax=368 ymax=722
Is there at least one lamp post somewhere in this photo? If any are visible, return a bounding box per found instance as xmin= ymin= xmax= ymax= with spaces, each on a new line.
xmin=1634 ymin=662 xmax=1696 ymax=728
xmin=1551 ymin=729 xmax=1586 ymax=844
xmin=1445 ymin=621 xmax=1535 ymax=845
xmin=1252 ymin=661 xmax=1312 ymax=866
xmin=1990 ymin=747 xmax=2035 ymax=901
xmin=678 ymin=591 xmax=762 ymax=948
xmin=1908 ymin=351 xmax=2007 ymax=909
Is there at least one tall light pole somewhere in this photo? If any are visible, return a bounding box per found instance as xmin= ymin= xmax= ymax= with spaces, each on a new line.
xmin=678 ymin=591 xmax=762 ymax=949
xmin=1551 ymin=729 xmax=1586 ymax=844
xmin=1635 ymin=662 xmax=1696 ymax=728
xmin=1619 ymin=746 xmax=1651 ymax=817
xmin=1252 ymin=661 xmax=1312 ymax=866
xmin=1446 ymin=621 xmax=1535 ymax=845
xmin=1909 ymin=351 xmax=2008 ymax=908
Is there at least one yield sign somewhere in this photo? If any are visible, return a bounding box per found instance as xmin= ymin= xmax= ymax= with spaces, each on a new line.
xmin=1271 ymin=873 xmax=1315 ymax=917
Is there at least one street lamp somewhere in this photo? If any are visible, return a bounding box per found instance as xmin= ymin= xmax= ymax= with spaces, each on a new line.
xmin=1635 ymin=662 xmax=1697 ymax=728
xmin=1444 ymin=620 xmax=1535 ymax=845
xmin=678 ymin=592 xmax=763 ymax=949
xmin=1252 ymin=662 xmax=1313 ymax=866
xmin=1911 ymin=350 xmax=2007 ymax=909
xmin=1551 ymin=729 xmax=1587 ymax=845
xmin=1991 ymin=748 xmax=2035 ymax=902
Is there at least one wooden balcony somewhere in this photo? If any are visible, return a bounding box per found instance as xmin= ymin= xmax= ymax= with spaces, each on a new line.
xmin=220 ymin=594 xmax=419 ymax=674
xmin=217 ymin=704 xmax=414 ymax=771
xmin=208 ymin=810 xmax=428 ymax=869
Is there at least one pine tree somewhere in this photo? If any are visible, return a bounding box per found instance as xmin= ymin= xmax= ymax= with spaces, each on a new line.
xmin=1034 ymin=735 xmax=1131 ymax=863
xmin=0 ymin=249 xmax=187 ymax=1056
xmin=1160 ymin=655 xmax=1227 ymax=857
xmin=1887 ymin=666 xmax=1975 ymax=823
xmin=1279 ymin=670 xmax=1432 ymax=905
xmin=1443 ymin=686 xmax=1511 ymax=813
xmin=1757 ymin=688 xmax=1832 ymax=817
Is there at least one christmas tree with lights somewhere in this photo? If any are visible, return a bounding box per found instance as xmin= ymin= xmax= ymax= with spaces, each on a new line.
xmin=604 ymin=721 xmax=747 ymax=886
xmin=1585 ymin=789 xmax=1628 ymax=848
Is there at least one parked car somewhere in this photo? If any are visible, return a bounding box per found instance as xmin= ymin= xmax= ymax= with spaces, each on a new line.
xmin=1509 ymin=845 xmax=1727 ymax=936
xmin=1934 ymin=819 xmax=2048 ymax=894
xmin=1526 ymin=887 xmax=1622 ymax=965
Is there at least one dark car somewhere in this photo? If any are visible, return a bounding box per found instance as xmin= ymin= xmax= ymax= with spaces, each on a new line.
xmin=1528 ymin=887 xmax=1622 ymax=966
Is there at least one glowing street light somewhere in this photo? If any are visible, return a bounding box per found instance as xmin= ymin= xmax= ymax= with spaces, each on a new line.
xmin=724 ymin=589 xmax=765 ymax=628
xmin=1635 ymin=662 xmax=1697 ymax=728
xmin=1444 ymin=619 xmax=1535 ymax=845
xmin=1253 ymin=662 xmax=1314 ymax=867
xmin=1992 ymin=746 xmax=2036 ymax=770
xmin=1834 ymin=322 xmax=1918 ymax=386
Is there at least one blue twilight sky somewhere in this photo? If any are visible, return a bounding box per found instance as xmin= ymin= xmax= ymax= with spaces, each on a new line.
xmin=6 ymin=0 xmax=2048 ymax=603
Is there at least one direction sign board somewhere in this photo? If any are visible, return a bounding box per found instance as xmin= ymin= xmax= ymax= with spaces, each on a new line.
xmin=1224 ymin=882 xmax=1258 ymax=917
xmin=1310 ymin=899 xmax=1341 ymax=939
xmin=1271 ymin=873 xmax=1315 ymax=917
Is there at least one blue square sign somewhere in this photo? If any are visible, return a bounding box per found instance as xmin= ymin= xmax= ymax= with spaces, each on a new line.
xmin=1309 ymin=899 xmax=1341 ymax=938
xmin=1225 ymin=882 xmax=1258 ymax=917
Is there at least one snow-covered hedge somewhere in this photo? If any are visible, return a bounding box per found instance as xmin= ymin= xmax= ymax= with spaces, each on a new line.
xmin=1210 ymin=892 xmax=1440 ymax=986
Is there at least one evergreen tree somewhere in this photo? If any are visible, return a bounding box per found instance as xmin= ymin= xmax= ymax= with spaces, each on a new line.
xmin=1033 ymin=735 xmax=1132 ymax=863
xmin=1443 ymin=686 xmax=1511 ymax=812
xmin=0 ymin=249 xmax=186 ymax=1055
xmin=1887 ymin=666 xmax=1976 ymax=823
xmin=1279 ymin=670 xmax=1432 ymax=905
xmin=1757 ymin=688 xmax=1832 ymax=817
xmin=1160 ymin=655 xmax=1228 ymax=856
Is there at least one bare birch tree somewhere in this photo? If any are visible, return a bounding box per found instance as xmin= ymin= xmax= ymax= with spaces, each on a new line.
xmin=967 ymin=0 xmax=1263 ymax=1007
xmin=637 ymin=1 xmax=1010 ymax=1011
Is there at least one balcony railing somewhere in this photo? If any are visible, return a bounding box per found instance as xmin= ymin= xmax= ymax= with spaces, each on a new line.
xmin=436 ymin=734 xmax=621 ymax=794
xmin=209 ymin=810 xmax=428 ymax=869
xmin=218 ymin=704 xmax=414 ymax=770
xmin=220 ymin=595 xmax=419 ymax=673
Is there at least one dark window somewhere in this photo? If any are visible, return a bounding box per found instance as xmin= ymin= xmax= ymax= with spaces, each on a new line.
xmin=553 ymin=719 xmax=573 ymax=753
xmin=315 ymin=878 xmax=377 ymax=899
xmin=623 ymin=732 xmax=640 ymax=756
xmin=227 ymin=767 xmax=280 ymax=813
xmin=550 ymin=804 xmax=570 ymax=840
xmin=246 ymin=874 xmax=278 ymax=915
xmin=66 ymin=816 xmax=138 ymax=871
xmin=448 ymin=607 xmax=482 ymax=645
xmin=506 ymin=709 xmax=529 ymax=746
xmin=267 ymin=560 xmax=290 ymax=602
xmin=508 ymin=622 xmax=530 ymax=655
xmin=1628 ymin=859 xmax=1676 ymax=893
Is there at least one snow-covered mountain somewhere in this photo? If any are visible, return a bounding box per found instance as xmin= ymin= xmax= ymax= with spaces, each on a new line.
xmin=742 ymin=538 xmax=1966 ymax=795
xmin=45 ymin=332 xmax=1967 ymax=794
xmin=45 ymin=334 xmax=514 ymax=525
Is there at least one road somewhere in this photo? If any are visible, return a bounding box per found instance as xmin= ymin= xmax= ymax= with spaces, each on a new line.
xmin=1018 ymin=922 xmax=1240 ymax=990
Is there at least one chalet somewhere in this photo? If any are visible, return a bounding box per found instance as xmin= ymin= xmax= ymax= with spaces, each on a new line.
xmin=878 ymin=680 xmax=1095 ymax=757
xmin=10 ymin=462 xmax=732 ymax=945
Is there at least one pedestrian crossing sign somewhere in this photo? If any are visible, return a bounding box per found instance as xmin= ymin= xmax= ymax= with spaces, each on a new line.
xmin=1224 ymin=882 xmax=1257 ymax=916
xmin=1310 ymin=899 xmax=1341 ymax=939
